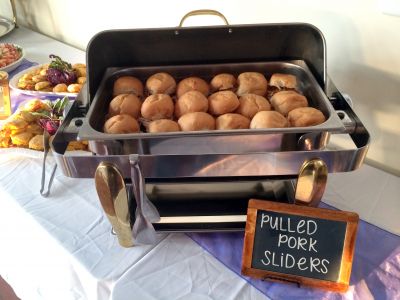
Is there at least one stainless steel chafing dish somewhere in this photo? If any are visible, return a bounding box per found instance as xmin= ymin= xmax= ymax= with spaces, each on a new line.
xmin=51 ymin=14 xmax=369 ymax=239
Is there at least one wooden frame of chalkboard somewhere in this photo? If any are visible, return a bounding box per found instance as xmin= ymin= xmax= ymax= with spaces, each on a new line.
xmin=242 ymin=199 xmax=359 ymax=292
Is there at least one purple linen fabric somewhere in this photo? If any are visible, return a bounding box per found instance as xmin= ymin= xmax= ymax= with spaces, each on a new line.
xmin=187 ymin=203 xmax=400 ymax=299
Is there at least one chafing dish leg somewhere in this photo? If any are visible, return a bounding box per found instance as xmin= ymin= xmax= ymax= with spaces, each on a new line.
xmin=295 ymin=158 xmax=328 ymax=207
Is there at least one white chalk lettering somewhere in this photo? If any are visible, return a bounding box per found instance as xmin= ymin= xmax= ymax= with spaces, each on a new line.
xmin=310 ymin=257 xmax=321 ymax=273
xmin=287 ymin=218 xmax=295 ymax=233
xmin=307 ymin=220 xmax=318 ymax=235
xmin=297 ymin=257 xmax=308 ymax=271
xmin=285 ymin=253 xmax=295 ymax=268
xmin=309 ymin=238 xmax=318 ymax=252
xmin=261 ymin=214 xmax=269 ymax=229
xmin=320 ymin=259 xmax=330 ymax=274
xmin=277 ymin=234 xmax=288 ymax=248
xmin=297 ymin=219 xmax=305 ymax=234
xmin=261 ymin=250 xmax=271 ymax=266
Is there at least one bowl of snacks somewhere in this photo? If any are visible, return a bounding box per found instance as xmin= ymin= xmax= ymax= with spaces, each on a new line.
xmin=9 ymin=55 xmax=86 ymax=98
xmin=0 ymin=43 xmax=24 ymax=73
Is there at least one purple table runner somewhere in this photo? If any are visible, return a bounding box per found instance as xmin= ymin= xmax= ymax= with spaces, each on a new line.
xmin=187 ymin=203 xmax=400 ymax=299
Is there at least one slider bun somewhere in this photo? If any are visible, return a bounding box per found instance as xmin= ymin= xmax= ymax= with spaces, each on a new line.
xmin=250 ymin=111 xmax=288 ymax=129
xmin=210 ymin=73 xmax=236 ymax=92
xmin=176 ymin=77 xmax=210 ymax=98
xmin=175 ymin=90 xmax=209 ymax=118
xmin=178 ymin=112 xmax=215 ymax=131
xmin=113 ymin=76 xmax=144 ymax=98
xmin=236 ymin=72 xmax=268 ymax=96
xmin=235 ymin=94 xmax=271 ymax=119
xmin=148 ymin=119 xmax=180 ymax=133
xmin=141 ymin=94 xmax=174 ymax=121
xmin=28 ymin=134 xmax=44 ymax=151
xmin=146 ymin=72 xmax=176 ymax=95
xmin=288 ymin=107 xmax=326 ymax=127
xmin=216 ymin=113 xmax=250 ymax=130
xmin=103 ymin=114 xmax=140 ymax=134
xmin=269 ymin=73 xmax=298 ymax=89
xmin=208 ymin=90 xmax=240 ymax=116
xmin=108 ymin=94 xmax=142 ymax=119
xmin=270 ymin=90 xmax=308 ymax=116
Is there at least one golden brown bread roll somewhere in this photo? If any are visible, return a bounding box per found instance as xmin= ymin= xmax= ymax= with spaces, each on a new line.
xmin=178 ymin=112 xmax=215 ymax=131
xmin=108 ymin=94 xmax=142 ymax=119
xmin=250 ymin=111 xmax=288 ymax=129
xmin=10 ymin=132 xmax=34 ymax=147
xmin=176 ymin=77 xmax=210 ymax=98
xmin=236 ymin=72 xmax=268 ymax=96
xmin=28 ymin=134 xmax=44 ymax=151
xmin=269 ymin=73 xmax=298 ymax=89
xmin=113 ymin=76 xmax=144 ymax=98
xmin=208 ymin=90 xmax=240 ymax=116
xmin=103 ymin=114 xmax=140 ymax=134
xmin=235 ymin=94 xmax=271 ymax=119
xmin=146 ymin=72 xmax=176 ymax=95
xmin=216 ymin=113 xmax=250 ymax=130
xmin=210 ymin=73 xmax=236 ymax=92
xmin=288 ymin=107 xmax=326 ymax=127
xmin=175 ymin=90 xmax=209 ymax=118
xmin=148 ymin=119 xmax=180 ymax=133
xmin=141 ymin=94 xmax=174 ymax=121
xmin=270 ymin=90 xmax=308 ymax=116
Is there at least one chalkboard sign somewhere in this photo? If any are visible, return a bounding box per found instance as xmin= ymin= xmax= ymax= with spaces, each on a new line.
xmin=242 ymin=199 xmax=358 ymax=292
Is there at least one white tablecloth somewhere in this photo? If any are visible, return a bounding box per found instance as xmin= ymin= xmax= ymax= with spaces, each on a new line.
xmin=0 ymin=26 xmax=399 ymax=300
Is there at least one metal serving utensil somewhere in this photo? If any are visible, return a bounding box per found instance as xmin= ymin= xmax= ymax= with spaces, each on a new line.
xmin=95 ymin=161 xmax=134 ymax=247
xmin=295 ymin=158 xmax=328 ymax=207
xmin=40 ymin=130 xmax=57 ymax=197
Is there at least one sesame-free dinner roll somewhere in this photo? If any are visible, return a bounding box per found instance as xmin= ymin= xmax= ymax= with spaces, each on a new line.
xmin=113 ymin=76 xmax=144 ymax=98
xmin=216 ymin=113 xmax=250 ymax=130
xmin=210 ymin=73 xmax=236 ymax=92
xmin=108 ymin=94 xmax=142 ymax=119
xmin=208 ymin=90 xmax=239 ymax=116
xmin=235 ymin=94 xmax=271 ymax=119
xmin=178 ymin=112 xmax=215 ymax=131
xmin=141 ymin=94 xmax=174 ymax=121
xmin=270 ymin=90 xmax=308 ymax=116
xmin=250 ymin=111 xmax=288 ymax=129
xmin=104 ymin=114 xmax=140 ymax=134
xmin=288 ymin=107 xmax=326 ymax=127
xmin=176 ymin=77 xmax=210 ymax=98
xmin=269 ymin=73 xmax=298 ymax=89
xmin=236 ymin=72 xmax=268 ymax=96
xmin=146 ymin=72 xmax=176 ymax=95
xmin=175 ymin=90 xmax=209 ymax=118
xmin=148 ymin=119 xmax=180 ymax=133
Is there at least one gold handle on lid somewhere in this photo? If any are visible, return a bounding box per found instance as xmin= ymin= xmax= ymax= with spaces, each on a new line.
xmin=178 ymin=9 xmax=229 ymax=27
xmin=10 ymin=0 xmax=18 ymax=27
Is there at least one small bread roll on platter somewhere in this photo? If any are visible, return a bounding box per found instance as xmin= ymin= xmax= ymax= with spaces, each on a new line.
xmin=141 ymin=94 xmax=174 ymax=121
xmin=208 ymin=90 xmax=240 ymax=116
xmin=269 ymin=73 xmax=298 ymax=89
xmin=178 ymin=112 xmax=215 ymax=131
xmin=148 ymin=119 xmax=180 ymax=133
xmin=146 ymin=72 xmax=176 ymax=95
xmin=288 ymin=107 xmax=326 ymax=127
xmin=250 ymin=111 xmax=288 ymax=129
xmin=104 ymin=114 xmax=140 ymax=134
xmin=108 ymin=94 xmax=142 ymax=119
xmin=270 ymin=90 xmax=308 ymax=116
xmin=175 ymin=90 xmax=209 ymax=118
xmin=210 ymin=73 xmax=236 ymax=92
xmin=176 ymin=77 xmax=210 ymax=98
xmin=216 ymin=113 xmax=250 ymax=130
xmin=236 ymin=72 xmax=268 ymax=96
xmin=236 ymin=94 xmax=271 ymax=119
xmin=113 ymin=76 xmax=144 ymax=98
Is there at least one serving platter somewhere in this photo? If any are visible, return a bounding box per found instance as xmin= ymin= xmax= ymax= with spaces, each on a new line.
xmin=9 ymin=64 xmax=78 ymax=98
xmin=0 ymin=18 xmax=15 ymax=38
xmin=0 ymin=43 xmax=25 ymax=73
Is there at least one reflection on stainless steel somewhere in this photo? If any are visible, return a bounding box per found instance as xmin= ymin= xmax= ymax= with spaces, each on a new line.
xmin=295 ymin=158 xmax=328 ymax=207
xmin=95 ymin=162 xmax=133 ymax=247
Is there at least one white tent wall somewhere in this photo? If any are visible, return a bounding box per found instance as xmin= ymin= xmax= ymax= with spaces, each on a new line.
xmin=1 ymin=0 xmax=399 ymax=175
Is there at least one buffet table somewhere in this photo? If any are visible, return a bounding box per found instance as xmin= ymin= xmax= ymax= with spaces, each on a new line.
xmin=1 ymin=26 xmax=399 ymax=300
